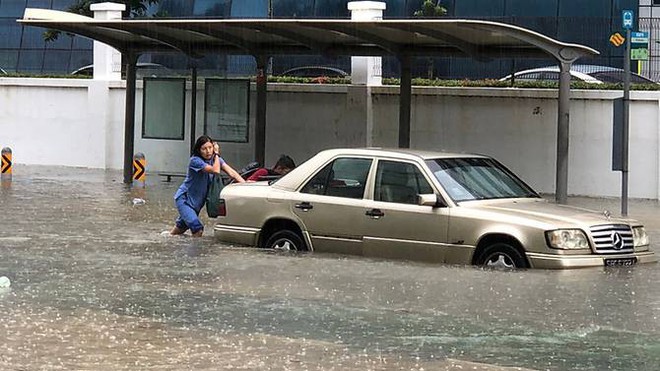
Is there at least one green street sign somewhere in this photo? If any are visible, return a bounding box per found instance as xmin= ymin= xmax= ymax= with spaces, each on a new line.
xmin=631 ymin=48 xmax=649 ymax=60
xmin=630 ymin=31 xmax=649 ymax=60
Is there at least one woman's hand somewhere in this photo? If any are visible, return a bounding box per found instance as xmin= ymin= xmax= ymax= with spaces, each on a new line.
xmin=209 ymin=153 xmax=221 ymax=174
xmin=222 ymin=163 xmax=245 ymax=183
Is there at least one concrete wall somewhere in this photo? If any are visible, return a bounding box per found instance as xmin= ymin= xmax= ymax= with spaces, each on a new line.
xmin=0 ymin=79 xmax=131 ymax=170
xmin=1 ymin=77 xmax=659 ymax=199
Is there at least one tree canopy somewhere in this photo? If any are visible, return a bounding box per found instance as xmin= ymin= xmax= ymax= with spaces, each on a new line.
xmin=44 ymin=0 xmax=161 ymax=42
xmin=413 ymin=0 xmax=447 ymax=18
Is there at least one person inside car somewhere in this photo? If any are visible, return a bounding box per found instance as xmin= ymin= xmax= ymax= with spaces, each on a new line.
xmin=247 ymin=154 xmax=296 ymax=182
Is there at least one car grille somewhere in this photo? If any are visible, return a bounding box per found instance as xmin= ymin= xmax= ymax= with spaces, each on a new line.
xmin=590 ymin=224 xmax=634 ymax=254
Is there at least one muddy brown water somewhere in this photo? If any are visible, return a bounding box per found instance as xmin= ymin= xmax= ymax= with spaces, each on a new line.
xmin=1 ymin=165 xmax=659 ymax=370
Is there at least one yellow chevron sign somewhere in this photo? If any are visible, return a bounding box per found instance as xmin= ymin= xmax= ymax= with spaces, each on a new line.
xmin=610 ymin=32 xmax=625 ymax=47
xmin=133 ymin=158 xmax=146 ymax=182
xmin=1 ymin=153 xmax=11 ymax=174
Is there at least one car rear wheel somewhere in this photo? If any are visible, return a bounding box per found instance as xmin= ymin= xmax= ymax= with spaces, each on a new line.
xmin=476 ymin=243 xmax=528 ymax=269
xmin=265 ymin=230 xmax=306 ymax=251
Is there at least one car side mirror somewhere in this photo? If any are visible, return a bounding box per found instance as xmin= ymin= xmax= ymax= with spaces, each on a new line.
xmin=418 ymin=193 xmax=447 ymax=208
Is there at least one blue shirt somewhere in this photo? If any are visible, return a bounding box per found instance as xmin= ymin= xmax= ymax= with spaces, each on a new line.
xmin=174 ymin=155 xmax=225 ymax=211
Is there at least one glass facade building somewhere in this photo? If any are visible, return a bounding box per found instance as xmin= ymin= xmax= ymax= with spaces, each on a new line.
xmin=0 ymin=0 xmax=94 ymax=74
xmin=0 ymin=0 xmax=642 ymax=79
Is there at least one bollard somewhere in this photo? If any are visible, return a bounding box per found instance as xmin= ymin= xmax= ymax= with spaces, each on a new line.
xmin=1 ymin=147 xmax=12 ymax=181
xmin=132 ymin=152 xmax=146 ymax=187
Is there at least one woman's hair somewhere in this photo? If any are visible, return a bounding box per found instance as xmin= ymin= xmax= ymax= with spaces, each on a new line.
xmin=192 ymin=135 xmax=213 ymax=157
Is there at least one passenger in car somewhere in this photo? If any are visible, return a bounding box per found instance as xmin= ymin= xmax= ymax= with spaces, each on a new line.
xmin=247 ymin=154 xmax=296 ymax=181
xmin=170 ymin=135 xmax=245 ymax=237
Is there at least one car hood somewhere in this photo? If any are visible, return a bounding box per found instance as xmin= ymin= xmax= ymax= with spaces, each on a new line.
xmin=458 ymin=198 xmax=638 ymax=228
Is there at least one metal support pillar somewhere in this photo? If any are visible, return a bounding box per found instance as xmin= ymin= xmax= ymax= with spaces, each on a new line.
xmin=123 ymin=54 xmax=138 ymax=184
xmin=621 ymin=28 xmax=632 ymax=216
xmin=555 ymin=61 xmax=572 ymax=204
xmin=398 ymin=56 xmax=412 ymax=148
xmin=255 ymin=56 xmax=268 ymax=166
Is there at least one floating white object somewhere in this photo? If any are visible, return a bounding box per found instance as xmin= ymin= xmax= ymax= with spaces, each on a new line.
xmin=0 ymin=276 xmax=11 ymax=288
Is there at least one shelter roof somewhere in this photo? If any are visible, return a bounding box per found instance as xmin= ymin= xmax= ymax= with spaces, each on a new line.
xmin=19 ymin=8 xmax=598 ymax=61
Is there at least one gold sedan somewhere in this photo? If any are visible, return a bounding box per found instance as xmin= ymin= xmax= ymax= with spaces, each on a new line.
xmin=214 ymin=148 xmax=656 ymax=269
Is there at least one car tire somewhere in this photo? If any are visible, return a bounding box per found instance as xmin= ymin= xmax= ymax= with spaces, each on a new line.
xmin=265 ymin=230 xmax=306 ymax=251
xmin=476 ymin=242 xmax=528 ymax=269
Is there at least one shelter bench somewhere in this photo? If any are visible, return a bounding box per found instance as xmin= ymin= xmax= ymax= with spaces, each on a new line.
xmin=158 ymin=173 xmax=233 ymax=184
xmin=158 ymin=173 xmax=186 ymax=182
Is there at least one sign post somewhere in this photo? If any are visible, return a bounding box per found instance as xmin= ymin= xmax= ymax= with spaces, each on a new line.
xmin=621 ymin=10 xmax=633 ymax=216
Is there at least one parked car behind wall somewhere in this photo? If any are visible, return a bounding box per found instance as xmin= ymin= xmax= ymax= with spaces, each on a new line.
xmin=70 ymin=62 xmax=174 ymax=78
xmin=500 ymin=64 xmax=656 ymax=84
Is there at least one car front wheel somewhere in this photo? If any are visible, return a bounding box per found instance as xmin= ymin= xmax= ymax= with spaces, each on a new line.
xmin=265 ymin=230 xmax=306 ymax=251
xmin=476 ymin=243 xmax=528 ymax=269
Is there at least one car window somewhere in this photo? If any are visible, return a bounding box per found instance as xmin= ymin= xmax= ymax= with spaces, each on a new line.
xmin=300 ymin=157 xmax=372 ymax=199
xmin=374 ymin=160 xmax=434 ymax=204
xmin=280 ymin=66 xmax=348 ymax=77
xmin=512 ymin=71 xmax=579 ymax=82
xmin=513 ymin=72 xmax=542 ymax=81
xmin=588 ymin=71 xmax=624 ymax=84
xmin=540 ymin=72 xmax=559 ymax=81
xmin=426 ymin=157 xmax=538 ymax=202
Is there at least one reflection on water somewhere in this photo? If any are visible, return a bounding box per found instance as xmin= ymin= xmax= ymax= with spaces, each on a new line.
xmin=1 ymin=165 xmax=660 ymax=370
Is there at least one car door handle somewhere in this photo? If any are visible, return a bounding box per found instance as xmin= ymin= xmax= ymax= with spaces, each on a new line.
xmin=295 ymin=202 xmax=313 ymax=211
xmin=365 ymin=208 xmax=385 ymax=218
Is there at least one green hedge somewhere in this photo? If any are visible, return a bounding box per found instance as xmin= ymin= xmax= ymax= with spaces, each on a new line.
xmin=266 ymin=75 xmax=660 ymax=90
xmin=0 ymin=72 xmax=86 ymax=79
xmin=4 ymin=73 xmax=659 ymax=90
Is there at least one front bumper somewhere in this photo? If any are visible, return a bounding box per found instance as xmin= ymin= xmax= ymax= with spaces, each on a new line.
xmin=526 ymin=250 xmax=657 ymax=269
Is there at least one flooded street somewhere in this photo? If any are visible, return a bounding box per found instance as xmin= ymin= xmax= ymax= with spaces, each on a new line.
xmin=1 ymin=165 xmax=660 ymax=370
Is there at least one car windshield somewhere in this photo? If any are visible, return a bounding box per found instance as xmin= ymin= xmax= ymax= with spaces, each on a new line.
xmin=426 ymin=157 xmax=539 ymax=202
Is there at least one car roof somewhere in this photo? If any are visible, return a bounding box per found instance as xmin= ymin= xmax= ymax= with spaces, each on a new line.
xmin=273 ymin=147 xmax=487 ymax=191
xmin=512 ymin=64 xmax=624 ymax=74
xmin=570 ymin=64 xmax=622 ymax=73
xmin=317 ymin=147 xmax=483 ymax=160
xmin=70 ymin=62 xmax=168 ymax=75
xmin=279 ymin=66 xmax=348 ymax=77
xmin=501 ymin=64 xmax=655 ymax=83
xmin=500 ymin=66 xmax=600 ymax=83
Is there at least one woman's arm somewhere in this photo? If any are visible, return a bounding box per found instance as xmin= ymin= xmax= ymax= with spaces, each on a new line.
xmin=202 ymin=154 xmax=221 ymax=174
xmin=221 ymin=162 xmax=246 ymax=183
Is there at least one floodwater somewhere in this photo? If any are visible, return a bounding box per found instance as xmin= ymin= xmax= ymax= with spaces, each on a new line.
xmin=1 ymin=165 xmax=660 ymax=371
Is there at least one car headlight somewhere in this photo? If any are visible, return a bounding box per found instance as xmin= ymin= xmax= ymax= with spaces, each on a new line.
xmin=545 ymin=229 xmax=590 ymax=250
xmin=633 ymin=226 xmax=650 ymax=248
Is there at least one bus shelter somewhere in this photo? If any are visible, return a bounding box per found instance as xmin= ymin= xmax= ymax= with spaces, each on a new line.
xmin=19 ymin=7 xmax=599 ymax=203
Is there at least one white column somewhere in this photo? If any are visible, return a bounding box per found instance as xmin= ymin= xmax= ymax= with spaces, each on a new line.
xmin=90 ymin=2 xmax=125 ymax=80
xmin=348 ymin=1 xmax=386 ymax=86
